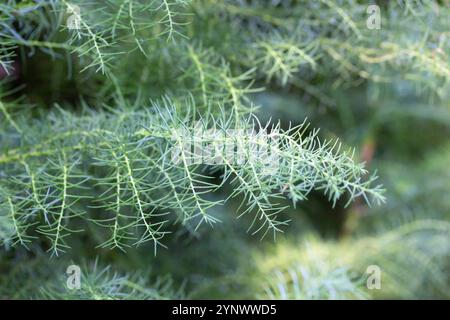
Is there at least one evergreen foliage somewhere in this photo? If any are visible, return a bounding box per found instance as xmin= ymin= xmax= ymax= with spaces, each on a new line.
xmin=0 ymin=0 xmax=448 ymax=299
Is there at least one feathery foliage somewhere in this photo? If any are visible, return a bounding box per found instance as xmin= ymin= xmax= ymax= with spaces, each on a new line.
xmin=0 ymin=0 xmax=448 ymax=300
xmin=0 ymin=98 xmax=384 ymax=254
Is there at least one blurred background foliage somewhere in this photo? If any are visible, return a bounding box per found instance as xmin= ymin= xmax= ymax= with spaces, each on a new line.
xmin=0 ymin=0 xmax=449 ymax=299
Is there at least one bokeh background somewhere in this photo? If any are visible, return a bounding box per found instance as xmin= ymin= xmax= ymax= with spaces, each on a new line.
xmin=0 ymin=0 xmax=449 ymax=299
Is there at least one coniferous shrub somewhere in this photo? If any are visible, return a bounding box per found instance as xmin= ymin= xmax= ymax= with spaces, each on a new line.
xmin=0 ymin=0 xmax=449 ymax=299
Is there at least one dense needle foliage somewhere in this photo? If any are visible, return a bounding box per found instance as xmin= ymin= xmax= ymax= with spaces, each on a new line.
xmin=0 ymin=0 xmax=449 ymax=299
